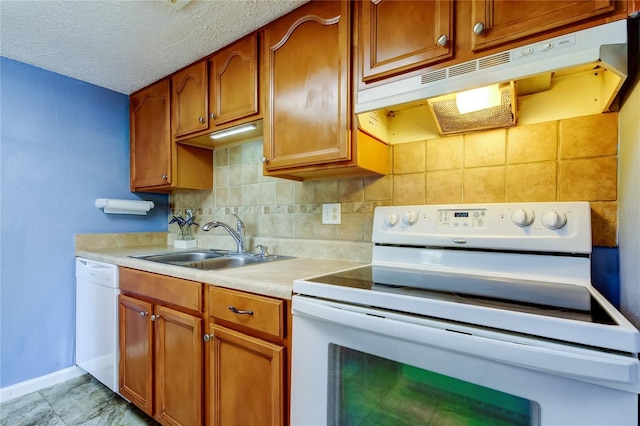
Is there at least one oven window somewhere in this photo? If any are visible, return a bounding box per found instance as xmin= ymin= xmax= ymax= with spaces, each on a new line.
xmin=328 ymin=345 xmax=540 ymax=425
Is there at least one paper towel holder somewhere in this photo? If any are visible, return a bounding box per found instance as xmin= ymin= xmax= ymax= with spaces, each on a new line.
xmin=95 ymin=198 xmax=155 ymax=215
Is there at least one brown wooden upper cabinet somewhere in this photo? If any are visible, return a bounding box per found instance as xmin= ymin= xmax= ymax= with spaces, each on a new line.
xmin=358 ymin=0 xmax=454 ymax=86
xmin=263 ymin=0 xmax=388 ymax=180
xmin=130 ymin=79 xmax=172 ymax=189
xmin=470 ymin=0 xmax=618 ymax=52
xmin=130 ymin=77 xmax=213 ymax=193
xmin=172 ymin=61 xmax=209 ymax=138
xmin=209 ymin=33 xmax=260 ymax=128
xmin=169 ymin=34 xmax=261 ymax=147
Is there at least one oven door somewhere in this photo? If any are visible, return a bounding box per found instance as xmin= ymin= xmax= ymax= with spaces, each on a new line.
xmin=291 ymin=296 xmax=639 ymax=426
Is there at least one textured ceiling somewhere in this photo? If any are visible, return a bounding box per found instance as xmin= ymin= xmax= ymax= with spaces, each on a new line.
xmin=0 ymin=0 xmax=308 ymax=94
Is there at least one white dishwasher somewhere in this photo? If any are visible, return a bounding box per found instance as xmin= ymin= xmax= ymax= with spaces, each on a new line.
xmin=75 ymin=257 xmax=119 ymax=393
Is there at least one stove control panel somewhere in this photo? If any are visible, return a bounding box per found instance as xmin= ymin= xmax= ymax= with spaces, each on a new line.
xmin=373 ymin=202 xmax=592 ymax=254
xmin=437 ymin=209 xmax=486 ymax=228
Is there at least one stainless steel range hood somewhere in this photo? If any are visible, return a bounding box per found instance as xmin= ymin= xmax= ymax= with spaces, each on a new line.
xmin=356 ymin=20 xmax=629 ymax=143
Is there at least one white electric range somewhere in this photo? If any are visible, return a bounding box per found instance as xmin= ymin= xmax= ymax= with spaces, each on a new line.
xmin=291 ymin=202 xmax=639 ymax=425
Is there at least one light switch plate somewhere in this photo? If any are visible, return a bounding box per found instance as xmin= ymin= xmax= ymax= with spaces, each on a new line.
xmin=322 ymin=203 xmax=341 ymax=224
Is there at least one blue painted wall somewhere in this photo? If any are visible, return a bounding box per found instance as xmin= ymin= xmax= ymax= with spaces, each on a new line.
xmin=0 ymin=57 xmax=168 ymax=388
xmin=592 ymin=247 xmax=620 ymax=308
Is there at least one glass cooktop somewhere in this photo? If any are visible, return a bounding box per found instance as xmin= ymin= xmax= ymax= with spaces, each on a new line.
xmin=307 ymin=266 xmax=616 ymax=325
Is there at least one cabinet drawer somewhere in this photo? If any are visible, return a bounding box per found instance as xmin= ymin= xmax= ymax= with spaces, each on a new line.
xmin=208 ymin=286 xmax=284 ymax=339
xmin=119 ymin=267 xmax=203 ymax=312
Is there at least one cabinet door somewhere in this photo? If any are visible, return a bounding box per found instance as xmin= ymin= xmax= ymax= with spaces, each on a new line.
xmin=470 ymin=0 xmax=615 ymax=51
xmin=119 ymin=295 xmax=154 ymax=416
xmin=172 ymin=61 xmax=209 ymax=138
xmin=155 ymin=305 xmax=203 ymax=426
xmin=359 ymin=0 xmax=453 ymax=84
xmin=207 ymin=324 xmax=284 ymax=426
xmin=210 ymin=34 xmax=259 ymax=127
xmin=263 ymin=1 xmax=351 ymax=171
xmin=130 ymin=79 xmax=171 ymax=189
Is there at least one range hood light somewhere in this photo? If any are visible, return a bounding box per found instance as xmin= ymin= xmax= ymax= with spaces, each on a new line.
xmin=209 ymin=123 xmax=257 ymax=140
xmin=455 ymin=84 xmax=501 ymax=114
xmin=427 ymin=82 xmax=517 ymax=135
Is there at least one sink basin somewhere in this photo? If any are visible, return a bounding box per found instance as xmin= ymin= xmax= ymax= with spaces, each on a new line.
xmin=181 ymin=254 xmax=287 ymax=270
xmin=135 ymin=251 xmax=226 ymax=263
xmin=131 ymin=250 xmax=293 ymax=271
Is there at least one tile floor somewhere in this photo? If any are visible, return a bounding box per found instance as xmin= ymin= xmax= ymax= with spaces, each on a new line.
xmin=0 ymin=374 xmax=158 ymax=426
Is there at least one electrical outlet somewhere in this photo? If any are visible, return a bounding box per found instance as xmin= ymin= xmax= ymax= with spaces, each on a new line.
xmin=322 ymin=203 xmax=341 ymax=224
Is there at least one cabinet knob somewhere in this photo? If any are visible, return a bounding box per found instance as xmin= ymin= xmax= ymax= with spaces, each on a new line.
xmin=161 ymin=174 xmax=168 ymax=181
xmin=151 ymin=314 xmax=160 ymax=321
xmin=437 ymin=34 xmax=448 ymax=46
xmin=203 ymin=334 xmax=213 ymax=342
xmin=261 ymin=156 xmax=269 ymax=164
xmin=198 ymin=116 xmax=205 ymax=123
xmin=473 ymin=22 xmax=485 ymax=35
xmin=139 ymin=311 xmax=148 ymax=318
xmin=209 ymin=113 xmax=217 ymax=119
xmin=228 ymin=305 xmax=254 ymax=315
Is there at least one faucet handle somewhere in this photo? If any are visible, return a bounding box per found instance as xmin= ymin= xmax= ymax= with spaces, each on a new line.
xmin=256 ymin=245 xmax=268 ymax=257
xmin=231 ymin=213 xmax=247 ymax=253
xmin=232 ymin=213 xmax=244 ymax=229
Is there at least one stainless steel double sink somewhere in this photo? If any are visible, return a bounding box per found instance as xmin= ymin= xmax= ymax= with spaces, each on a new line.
xmin=131 ymin=249 xmax=293 ymax=271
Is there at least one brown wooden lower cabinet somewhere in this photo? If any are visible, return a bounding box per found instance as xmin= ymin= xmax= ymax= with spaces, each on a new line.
xmin=119 ymin=294 xmax=153 ymax=414
xmin=155 ymin=306 xmax=203 ymax=426
xmin=206 ymin=324 xmax=284 ymax=426
xmin=205 ymin=286 xmax=290 ymax=426
xmin=118 ymin=267 xmax=290 ymax=426
xmin=119 ymin=293 xmax=203 ymax=426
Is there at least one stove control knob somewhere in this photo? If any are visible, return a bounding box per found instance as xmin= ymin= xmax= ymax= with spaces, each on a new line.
xmin=511 ymin=209 xmax=535 ymax=227
xmin=403 ymin=211 xmax=419 ymax=226
xmin=384 ymin=213 xmax=399 ymax=227
xmin=542 ymin=210 xmax=567 ymax=230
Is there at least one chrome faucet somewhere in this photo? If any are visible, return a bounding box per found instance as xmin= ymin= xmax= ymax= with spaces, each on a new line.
xmin=201 ymin=214 xmax=247 ymax=253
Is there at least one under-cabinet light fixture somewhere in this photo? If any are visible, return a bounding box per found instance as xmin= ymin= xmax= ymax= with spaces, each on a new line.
xmin=209 ymin=123 xmax=257 ymax=140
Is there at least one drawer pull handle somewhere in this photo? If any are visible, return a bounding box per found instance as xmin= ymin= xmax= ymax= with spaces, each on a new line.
xmin=228 ymin=305 xmax=254 ymax=315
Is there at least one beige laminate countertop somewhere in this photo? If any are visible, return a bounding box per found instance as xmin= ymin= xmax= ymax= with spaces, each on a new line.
xmin=76 ymin=245 xmax=366 ymax=300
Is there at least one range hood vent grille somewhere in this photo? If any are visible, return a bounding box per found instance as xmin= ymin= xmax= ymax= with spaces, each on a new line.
xmin=421 ymin=51 xmax=513 ymax=86
xmin=449 ymin=61 xmax=477 ymax=77
xmin=421 ymin=69 xmax=446 ymax=84
xmin=479 ymin=52 xmax=511 ymax=69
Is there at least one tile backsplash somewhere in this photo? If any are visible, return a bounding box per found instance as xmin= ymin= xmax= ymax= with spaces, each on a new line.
xmin=172 ymin=112 xmax=618 ymax=250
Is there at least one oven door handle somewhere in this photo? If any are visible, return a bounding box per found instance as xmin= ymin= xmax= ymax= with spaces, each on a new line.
xmin=293 ymin=296 xmax=640 ymax=392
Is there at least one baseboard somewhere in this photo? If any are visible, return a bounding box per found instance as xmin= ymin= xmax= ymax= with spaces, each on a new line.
xmin=0 ymin=366 xmax=86 ymax=403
